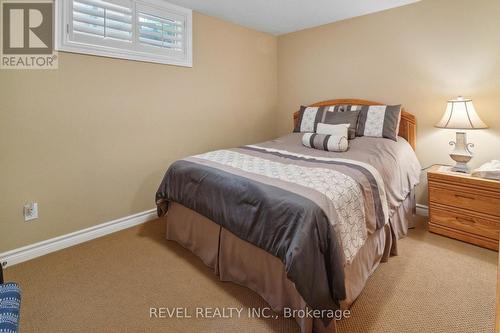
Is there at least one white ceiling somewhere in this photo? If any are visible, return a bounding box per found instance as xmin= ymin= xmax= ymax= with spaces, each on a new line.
xmin=166 ymin=0 xmax=420 ymax=35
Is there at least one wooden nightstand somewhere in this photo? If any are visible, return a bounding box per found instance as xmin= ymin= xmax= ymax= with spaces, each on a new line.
xmin=496 ymin=241 xmax=500 ymax=332
xmin=427 ymin=165 xmax=500 ymax=251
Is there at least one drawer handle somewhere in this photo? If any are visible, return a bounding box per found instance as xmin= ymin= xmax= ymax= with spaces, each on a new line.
xmin=455 ymin=194 xmax=475 ymax=200
xmin=456 ymin=217 xmax=476 ymax=225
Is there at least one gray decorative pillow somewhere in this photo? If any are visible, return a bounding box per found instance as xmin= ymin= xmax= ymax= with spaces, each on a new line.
xmin=302 ymin=133 xmax=349 ymax=152
xmin=294 ymin=105 xmax=360 ymax=139
xmin=322 ymin=107 xmax=360 ymax=139
xmin=356 ymin=105 xmax=402 ymax=141
xmin=294 ymin=106 xmax=321 ymax=133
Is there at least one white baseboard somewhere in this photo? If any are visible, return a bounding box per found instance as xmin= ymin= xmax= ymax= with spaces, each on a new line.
xmin=416 ymin=204 xmax=429 ymax=217
xmin=1 ymin=203 xmax=429 ymax=268
xmin=0 ymin=208 xmax=158 ymax=268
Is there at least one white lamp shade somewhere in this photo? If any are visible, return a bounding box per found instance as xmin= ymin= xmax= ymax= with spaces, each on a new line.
xmin=435 ymin=97 xmax=488 ymax=129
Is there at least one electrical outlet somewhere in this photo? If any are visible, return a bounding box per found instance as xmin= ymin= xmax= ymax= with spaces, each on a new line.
xmin=24 ymin=202 xmax=38 ymax=221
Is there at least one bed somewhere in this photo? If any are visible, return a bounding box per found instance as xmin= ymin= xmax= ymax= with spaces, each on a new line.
xmin=156 ymin=99 xmax=420 ymax=333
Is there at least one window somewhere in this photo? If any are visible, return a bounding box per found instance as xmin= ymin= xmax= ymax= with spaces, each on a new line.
xmin=56 ymin=0 xmax=192 ymax=67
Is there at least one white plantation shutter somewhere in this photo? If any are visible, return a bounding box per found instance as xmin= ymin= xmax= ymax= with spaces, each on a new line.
xmin=57 ymin=0 xmax=192 ymax=66
xmin=137 ymin=13 xmax=183 ymax=51
xmin=72 ymin=0 xmax=133 ymax=41
xmin=136 ymin=2 xmax=186 ymax=58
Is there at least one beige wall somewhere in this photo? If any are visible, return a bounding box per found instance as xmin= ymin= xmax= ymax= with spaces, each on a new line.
xmin=2 ymin=0 xmax=500 ymax=252
xmin=277 ymin=0 xmax=500 ymax=204
xmin=0 ymin=12 xmax=277 ymax=252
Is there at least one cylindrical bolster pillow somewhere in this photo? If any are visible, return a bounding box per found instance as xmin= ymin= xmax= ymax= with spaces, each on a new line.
xmin=302 ymin=133 xmax=349 ymax=152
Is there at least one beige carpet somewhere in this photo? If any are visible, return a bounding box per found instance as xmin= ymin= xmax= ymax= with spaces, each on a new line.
xmin=5 ymin=217 xmax=497 ymax=333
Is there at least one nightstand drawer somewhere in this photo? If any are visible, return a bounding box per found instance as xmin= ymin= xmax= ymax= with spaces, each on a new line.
xmin=429 ymin=185 xmax=500 ymax=217
xmin=430 ymin=206 xmax=500 ymax=240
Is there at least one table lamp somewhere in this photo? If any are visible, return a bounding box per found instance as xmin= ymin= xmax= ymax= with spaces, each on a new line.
xmin=435 ymin=96 xmax=488 ymax=173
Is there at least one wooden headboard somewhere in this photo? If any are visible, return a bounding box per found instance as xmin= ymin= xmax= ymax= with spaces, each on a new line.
xmin=293 ymin=98 xmax=417 ymax=150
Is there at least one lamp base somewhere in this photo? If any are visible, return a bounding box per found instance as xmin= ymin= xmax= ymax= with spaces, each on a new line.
xmin=450 ymin=162 xmax=470 ymax=173
xmin=449 ymin=131 xmax=474 ymax=174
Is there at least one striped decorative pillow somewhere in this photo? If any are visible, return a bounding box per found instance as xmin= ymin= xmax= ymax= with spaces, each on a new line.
xmin=293 ymin=105 xmax=360 ymax=139
xmin=356 ymin=105 xmax=402 ymax=141
xmin=302 ymin=133 xmax=349 ymax=152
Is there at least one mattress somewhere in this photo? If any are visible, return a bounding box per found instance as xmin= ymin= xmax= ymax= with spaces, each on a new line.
xmin=156 ymin=133 xmax=421 ymax=331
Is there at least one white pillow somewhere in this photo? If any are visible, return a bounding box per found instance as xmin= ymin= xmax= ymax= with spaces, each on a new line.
xmin=316 ymin=123 xmax=350 ymax=136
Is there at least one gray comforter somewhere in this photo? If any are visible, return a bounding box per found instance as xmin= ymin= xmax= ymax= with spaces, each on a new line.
xmin=156 ymin=133 xmax=420 ymax=321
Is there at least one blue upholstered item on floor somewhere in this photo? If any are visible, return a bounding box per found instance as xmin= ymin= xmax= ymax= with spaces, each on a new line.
xmin=0 ymin=282 xmax=21 ymax=333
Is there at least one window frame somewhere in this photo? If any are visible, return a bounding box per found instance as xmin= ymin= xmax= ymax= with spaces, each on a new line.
xmin=55 ymin=0 xmax=193 ymax=67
